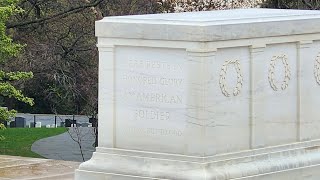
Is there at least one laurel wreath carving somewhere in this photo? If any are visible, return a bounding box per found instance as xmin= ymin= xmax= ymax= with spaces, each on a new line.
xmin=268 ymin=54 xmax=291 ymax=91
xmin=219 ymin=60 xmax=243 ymax=97
xmin=315 ymin=53 xmax=320 ymax=86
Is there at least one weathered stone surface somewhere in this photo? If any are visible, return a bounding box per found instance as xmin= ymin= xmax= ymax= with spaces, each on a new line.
xmin=0 ymin=155 xmax=79 ymax=180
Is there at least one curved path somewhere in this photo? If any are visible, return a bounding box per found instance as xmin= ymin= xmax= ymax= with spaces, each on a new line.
xmin=31 ymin=127 xmax=96 ymax=162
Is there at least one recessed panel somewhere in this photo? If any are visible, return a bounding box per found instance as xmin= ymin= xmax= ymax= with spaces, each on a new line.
xmin=254 ymin=43 xmax=298 ymax=146
xmin=115 ymin=46 xmax=187 ymax=154
xmin=300 ymin=41 xmax=320 ymax=140
xmin=205 ymin=47 xmax=251 ymax=155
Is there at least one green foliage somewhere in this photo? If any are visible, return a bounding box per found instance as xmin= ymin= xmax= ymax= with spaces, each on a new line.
xmin=0 ymin=123 xmax=5 ymax=141
xmin=0 ymin=108 xmax=16 ymax=121
xmin=0 ymin=0 xmax=23 ymax=62
xmin=0 ymin=0 xmax=33 ymax=134
xmin=0 ymin=71 xmax=33 ymax=81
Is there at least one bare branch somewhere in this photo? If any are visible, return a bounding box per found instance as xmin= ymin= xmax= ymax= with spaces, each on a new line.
xmin=7 ymin=0 xmax=104 ymax=28
xmin=302 ymin=0 xmax=314 ymax=9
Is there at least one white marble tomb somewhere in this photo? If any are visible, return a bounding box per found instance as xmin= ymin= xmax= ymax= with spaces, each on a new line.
xmin=75 ymin=9 xmax=320 ymax=179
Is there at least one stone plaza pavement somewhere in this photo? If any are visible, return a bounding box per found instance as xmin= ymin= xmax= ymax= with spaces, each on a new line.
xmin=0 ymin=155 xmax=80 ymax=180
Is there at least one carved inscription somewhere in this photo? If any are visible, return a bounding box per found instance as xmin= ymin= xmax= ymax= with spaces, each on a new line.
xmin=134 ymin=109 xmax=170 ymax=121
xmin=129 ymin=60 xmax=183 ymax=71
xmin=268 ymin=54 xmax=291 ymax=91
xmin=136 ymin=92 xmax=182 ymax=104
xmin=128 ymin=127 xmax=183 ymax=137
xmin=315 ymin=53 xmax=320 ymax=86
xmin=124 ymin=89 xmax=183 ymax=104
xmin=121 ymin=59 xmax=184 ymax=137
xmin=123 ymin=75 xmax=183 ymax=87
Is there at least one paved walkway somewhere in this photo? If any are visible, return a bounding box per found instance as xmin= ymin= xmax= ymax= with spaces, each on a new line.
xmin=0 ymin=155 xmax=80 ymax=180
xmin=31 ymin=127 xmax=96 ymax=162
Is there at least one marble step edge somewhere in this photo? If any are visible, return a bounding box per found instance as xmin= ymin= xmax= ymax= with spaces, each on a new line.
xmin=76 ymin=164 xmax=320 ymax=180
xmin=77 ymin=148 xmax=320 ymax=180
xmin=95 ymin=139 xmax=320 ymax=163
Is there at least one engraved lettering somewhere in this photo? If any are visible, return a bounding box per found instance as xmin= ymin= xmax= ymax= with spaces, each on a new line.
xmin=128 ymin=60 xmax=182 ymax=71
xmin=136 ymin=92 xmax=183 ymax=104
xmin=128 ymin=127 xmax=183 ymax=137
xmin=134 ymin=109 xmax=170 ymax=121
xmin=159 ymin=78 xmax=183 ymax=86
xmin=123 ymin=74 xmax=183 ymax=87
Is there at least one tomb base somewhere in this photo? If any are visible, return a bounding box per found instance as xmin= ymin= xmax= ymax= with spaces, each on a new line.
xmin=75 ymin=140 xmax=320 ymax=180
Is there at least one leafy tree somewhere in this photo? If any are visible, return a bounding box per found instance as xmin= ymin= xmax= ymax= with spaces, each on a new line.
xmin=0 ymin=0 xmax=34 ymax=139
xmin=4 ymin=0 xmax=103 ymax=115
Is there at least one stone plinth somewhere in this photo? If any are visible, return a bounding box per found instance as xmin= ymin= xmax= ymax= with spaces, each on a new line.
xmin=76 ymin=9 xmax=320 ymax=179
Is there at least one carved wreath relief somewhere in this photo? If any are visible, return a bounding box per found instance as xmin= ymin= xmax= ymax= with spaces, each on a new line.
xmin=315 ymin=53 xmax=320 ymax=85
xmin=219 ymin=60 xmax=243 ymax=97
xmin=268 ymin=54 xmax=291 ymax=91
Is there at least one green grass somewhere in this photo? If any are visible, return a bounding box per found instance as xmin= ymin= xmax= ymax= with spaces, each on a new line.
xmin=0 ymin=127 xmax=67 ymax=158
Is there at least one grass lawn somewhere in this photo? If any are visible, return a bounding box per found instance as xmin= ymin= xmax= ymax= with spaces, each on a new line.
xmin=0 ymin=127 xmax=67 ymax=158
